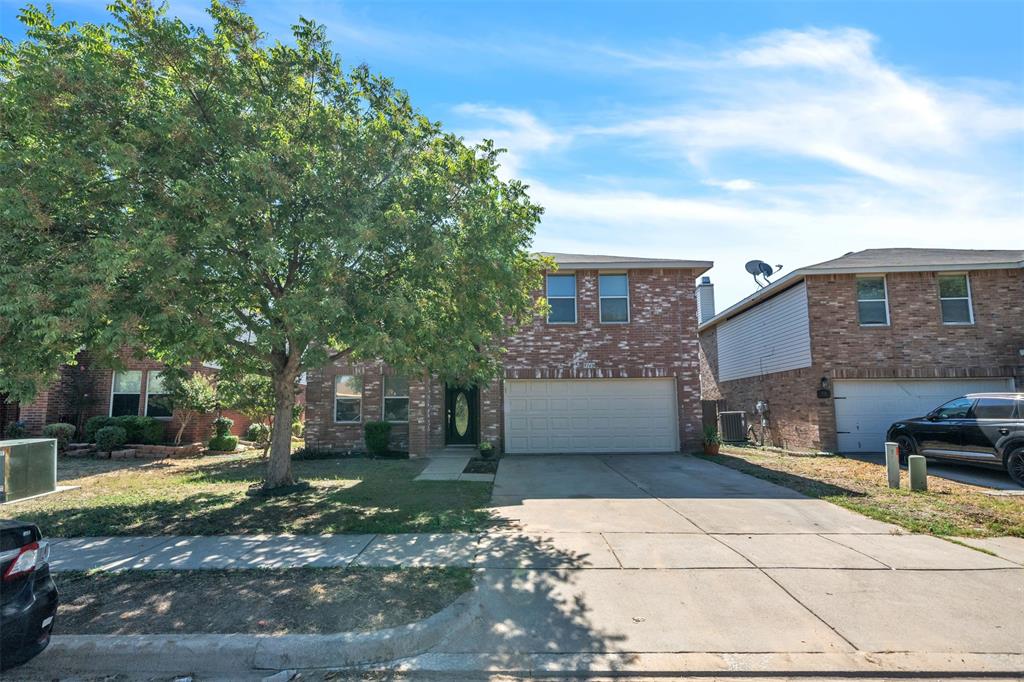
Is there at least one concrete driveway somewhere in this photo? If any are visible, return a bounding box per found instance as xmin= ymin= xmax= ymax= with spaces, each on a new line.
xmin=429 ymin=453 xmax=1024 ymax=676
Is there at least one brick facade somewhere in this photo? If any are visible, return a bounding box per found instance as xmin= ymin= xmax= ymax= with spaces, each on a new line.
xmin=305 ymin=266 xmax=706 ymax=455
xmin=699 ymin=268 xmax=1024 ymax=451
xmin=18 ymin=350 xmax=253 ymax=443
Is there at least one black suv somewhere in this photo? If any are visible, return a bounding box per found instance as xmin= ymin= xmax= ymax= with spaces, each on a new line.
xmin=886 ymin=393 xmax=1024 ymax=485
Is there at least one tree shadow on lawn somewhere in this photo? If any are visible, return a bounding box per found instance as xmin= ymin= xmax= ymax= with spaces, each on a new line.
xmin=32 ymin=477 xmax=494 ymax=538
xmin=700 ymin=452 xmax=868 ymax=500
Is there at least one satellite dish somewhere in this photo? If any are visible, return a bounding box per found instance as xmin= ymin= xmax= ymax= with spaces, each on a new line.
xmin=744 ymin=259 xmax=783 ymax=289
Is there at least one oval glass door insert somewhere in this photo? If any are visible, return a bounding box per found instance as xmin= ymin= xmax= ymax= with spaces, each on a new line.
xmin=454 ymin=391 xmax=469 ymax=436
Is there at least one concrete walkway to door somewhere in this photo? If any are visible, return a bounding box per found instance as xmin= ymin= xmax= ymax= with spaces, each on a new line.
xmin=421 ymin=453 xmax=1024 ymax=677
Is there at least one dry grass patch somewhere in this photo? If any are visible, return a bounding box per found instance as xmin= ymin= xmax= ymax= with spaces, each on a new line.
xmin=55 ymin=567 xmax=472 ymax=635
xmin=701 ymin=447 xmax=1023 ymax=538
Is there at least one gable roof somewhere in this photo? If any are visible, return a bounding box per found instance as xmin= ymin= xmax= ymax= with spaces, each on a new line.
xmin=699 ymin=248 xmax=1024 ymax=332
xmin=537 ymin=252 xmax=713 ymax=273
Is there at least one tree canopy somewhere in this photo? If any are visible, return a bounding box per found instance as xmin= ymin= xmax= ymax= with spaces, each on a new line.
xmin=0 ymin=1 xmax=547 ymax=488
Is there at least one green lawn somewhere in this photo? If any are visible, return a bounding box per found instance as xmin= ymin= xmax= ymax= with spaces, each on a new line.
xmin=702 ymin=446 xmax=1024 ymax=538
xmin=8 ymin=453 xmax=494 ymax=537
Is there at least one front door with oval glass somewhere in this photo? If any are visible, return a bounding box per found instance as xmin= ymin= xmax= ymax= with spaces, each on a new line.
xmin=445 ymin=385 xmax=479 ymax=445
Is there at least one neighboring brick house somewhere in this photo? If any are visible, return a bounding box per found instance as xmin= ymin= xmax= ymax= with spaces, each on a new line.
xmin=305 ymin=253 xmax=713 ymax=456
xmin=698 ymin=248 xmax=1024 ymax=453
xmin=15 ymin=350 xmax=255 ymax=443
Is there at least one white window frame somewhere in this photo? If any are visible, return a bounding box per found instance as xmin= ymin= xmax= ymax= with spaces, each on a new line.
xmin=143 ymin=371 xmax=173 ymax=420
xmin=334 ymin=375 xmax=362 ymax=424
xmin=599 ymin=272 xmax=630 ymax=324
xmin=937 ymin=272 xmax=975 ymax=325
xmin=109 ymin=370 xmax=143 ymax=417
xmin=546 ymin=273 xmax=577 ymax=324
xmin=856 ymin=275 xmax=890 ymax=327
xmin=382 ymin=375 xmax=410 ymax=423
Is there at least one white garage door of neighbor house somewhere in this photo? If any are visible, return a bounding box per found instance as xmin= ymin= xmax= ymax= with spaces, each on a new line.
xmin=834 ymin=378 xmax=1016 ymax=453
xmin=504 ymin=378 xmax=679 ymax=454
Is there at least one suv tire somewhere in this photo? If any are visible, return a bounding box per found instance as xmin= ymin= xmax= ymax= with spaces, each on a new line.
xmin=895 ymin=435 xmax=916 ymax=466
xmin=1006 ymin=447 xmax=1024 ymax=487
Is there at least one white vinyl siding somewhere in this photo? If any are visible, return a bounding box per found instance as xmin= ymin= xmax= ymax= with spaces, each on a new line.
xmin=716 ymin=283 xmax=812 ymax=382
xmin=504 ymin=378 xmax=678 ymax=454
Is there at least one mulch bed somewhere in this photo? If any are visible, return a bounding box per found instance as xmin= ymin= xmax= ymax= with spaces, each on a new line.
xmin=463 ymin=457 xmax=499 ymax=474
xmin=55 ymin=567 xmax=472 ymax=635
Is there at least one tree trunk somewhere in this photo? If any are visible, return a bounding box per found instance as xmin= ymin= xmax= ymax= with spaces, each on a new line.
xmin=174 ymin=413 xmax=191 ymax=446
xmin=264 ymin=370 xmax=297 ymax=489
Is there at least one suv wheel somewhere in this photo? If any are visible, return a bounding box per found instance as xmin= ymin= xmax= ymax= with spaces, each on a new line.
xmin=896 ymin=435 xmax=916 ymax=465
xmin=1006 ymin=447 xmax=1024 ymax=487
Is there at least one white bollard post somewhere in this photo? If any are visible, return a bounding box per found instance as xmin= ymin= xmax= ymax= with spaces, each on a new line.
xmin=908 ymin=455 xmax=928 ymax=492
xmin=884 ymin=441 xmax=901 ymax=489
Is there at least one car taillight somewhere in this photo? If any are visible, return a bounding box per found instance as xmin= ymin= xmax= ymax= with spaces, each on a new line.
xmin=3 ymin=541 xmax=46 ymax=581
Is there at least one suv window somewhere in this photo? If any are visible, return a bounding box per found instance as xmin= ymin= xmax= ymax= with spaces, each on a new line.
xmin=971 ymin=398 xmax=1016 ymax=420
xmin=932 ymin=397 xmax=973 ymax=419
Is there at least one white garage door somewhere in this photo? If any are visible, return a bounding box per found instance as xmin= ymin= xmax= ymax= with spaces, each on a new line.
xmin=834 ymin=378 xmax=1015 ymax=453
xmin=504 ymin=378 xmax=678 ymax=454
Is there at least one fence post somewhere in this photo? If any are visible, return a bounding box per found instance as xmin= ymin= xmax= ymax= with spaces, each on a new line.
xmin=908 ymin=455 xmax=928 ymax=492
xmin=884 ymin=441 xmax=900 ymax=489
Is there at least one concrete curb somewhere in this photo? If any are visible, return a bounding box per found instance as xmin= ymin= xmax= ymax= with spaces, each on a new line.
xmin=24 ymin=590 xmax=479 ymax=676
xmin=385 ymin=651 xmax=1024 ymax=677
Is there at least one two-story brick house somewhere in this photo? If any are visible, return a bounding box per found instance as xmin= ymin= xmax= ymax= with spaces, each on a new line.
xmin=698 ymin=248 xmax=1024 ymax=453
xmin=304 ymin=253 xmax=713 ymax=455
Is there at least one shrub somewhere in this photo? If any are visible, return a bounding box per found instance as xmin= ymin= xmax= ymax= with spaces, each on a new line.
xmin=161 ymin=372 xmax=217 ymax=445
xmin=291 ymin=420 xmax=303 ymax=437
xmin=84 ymin=416 xmax=114 ymax=442
xmin=42 ymin=423 xmax=76 ymax=451
xmin=208 ymin=434 xmax=239 ymax=452
xmin=213 ymin=416 xmax=234 ymax=438
xmin=703 ymin=424 xmax=722 ymax=445
xmin=112 ymin=415 xmax=164 ymax=444
xmin=95 ymin=425 xmax=127 ymax=452
xmin=479 ymin=441 xmax=495 ymax=459
xmin=245 ymin=423 xmax=271 ymax=444
xmin=4 ymin=420 xmax=27 ymax=439
xmin=292 ymin=446 xmax=363 ymax=461
xmin=364 ymin=421 xmax=392 ymax=456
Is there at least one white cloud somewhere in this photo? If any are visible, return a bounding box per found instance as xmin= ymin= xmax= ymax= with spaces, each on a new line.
xmin=705 ymin=178 xmax=758 ymax=191
xmin=452 ymin=104 xmax=568 ymax=179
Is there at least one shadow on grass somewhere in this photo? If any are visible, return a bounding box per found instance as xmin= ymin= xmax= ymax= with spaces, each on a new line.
xmin=697 ymin=452 xmax=868 ymax=500
xmin=32 ymin=458 xmax=495 ymax=537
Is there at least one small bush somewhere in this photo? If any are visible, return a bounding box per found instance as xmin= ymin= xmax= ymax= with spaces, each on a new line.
xmin=4 ymin=420 xmax=27 ymax=439
xmin=208 ymin=434 xmax=239 ymax=452
xmin=112 ymin=415 xmax=164 ymax=444
xmin=84 ymin=416 xmax=114 ymax=442
xmin=364 ymin=421 xmax=391 ymax=456
xmin=703 ymin=424 xmax=722 ymax=445
xmin=245 ymin=423 xmax=271 ymax=444
xmin=213 ymin=416 xmax=234 ymax=438
xmin=291 ymin=420 xmax=303 ymax=437
xmin=95 ymin=425 xmax=127 ymax=452
xmin=42 ymin=423 xmax=76 ymax=451
xmin=292 ymin=446 xmax=363 ymax=461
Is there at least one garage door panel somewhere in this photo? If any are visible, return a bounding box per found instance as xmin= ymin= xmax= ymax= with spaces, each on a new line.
xmin=505 ymin=378 xmax=678 ymax=454
xmin=834 ymin=378 xmax=1014 ymax=453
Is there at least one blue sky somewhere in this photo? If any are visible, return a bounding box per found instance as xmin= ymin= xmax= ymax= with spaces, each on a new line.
xmin=3 ymin=1 xmax=1022 ymax=308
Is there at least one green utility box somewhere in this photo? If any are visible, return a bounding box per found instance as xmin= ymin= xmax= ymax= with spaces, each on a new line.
xmin=0 ymin=438 xmax=57 ymax=503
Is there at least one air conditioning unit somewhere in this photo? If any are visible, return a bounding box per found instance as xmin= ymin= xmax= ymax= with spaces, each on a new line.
xmin=718 ymin=411 xmax=747 ymax=443
xmin=0 ymin=438 xmax=57 ymax=503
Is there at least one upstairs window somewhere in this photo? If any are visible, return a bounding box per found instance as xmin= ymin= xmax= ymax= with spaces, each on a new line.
xmin=383 ymin=375 xmax=410 ymax=422
xmin=546 ymin=274 xmax=576 ymax=323
xmin=599 ymin=274 xmax=629 ymax=323
xmin=856 ymin=277 xmax=889 ymax=326
xmin=334 ymin=375 xmax=362 ymax=423
xmin=110 ymin=370 xmax=142 ymax=417
xmin=145 ymin=372 xmax=173 ymax=418
xmin=938 ymin=274 xmax=974 ymax=324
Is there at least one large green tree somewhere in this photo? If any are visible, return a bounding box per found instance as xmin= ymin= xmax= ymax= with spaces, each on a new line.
xmin=0 ymin=1 xmax=546 ymax=489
